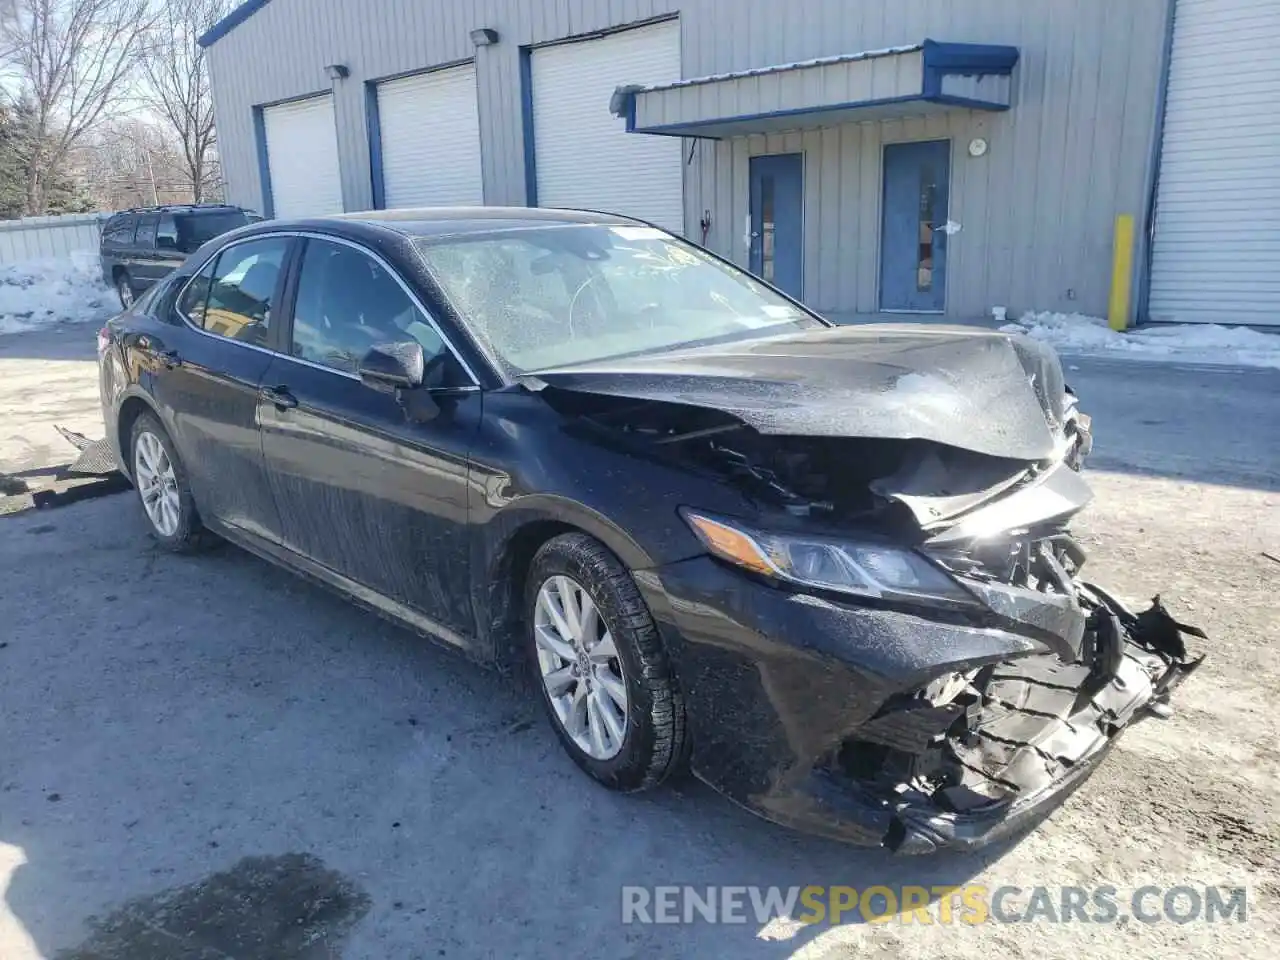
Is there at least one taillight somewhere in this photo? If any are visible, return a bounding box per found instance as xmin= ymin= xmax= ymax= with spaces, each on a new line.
xmin=97 ymin=326 xmax=111 ymax=354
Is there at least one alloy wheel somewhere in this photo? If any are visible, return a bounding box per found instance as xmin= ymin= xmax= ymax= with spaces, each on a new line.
xmin=118 ymin=280 xmax=134 ymax=309
xmin=133 ymin=430 xmax=180 ymax=537
xmin=534 ymin=574 xmax=629 ymax=760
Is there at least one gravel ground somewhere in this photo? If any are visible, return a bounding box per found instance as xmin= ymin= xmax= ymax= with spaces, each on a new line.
xmin=0 ymin=333 xmax=1277 ymax=959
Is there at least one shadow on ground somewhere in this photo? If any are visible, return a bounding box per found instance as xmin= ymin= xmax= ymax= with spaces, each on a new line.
xmin=0 ymin=326 xmax=100 ymax=362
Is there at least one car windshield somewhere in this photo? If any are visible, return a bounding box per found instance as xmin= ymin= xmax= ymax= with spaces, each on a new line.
xmin=414 ymin=224 xmax=822 ymax=374
xmin=179 ymin=211 xmax=252 ymax=246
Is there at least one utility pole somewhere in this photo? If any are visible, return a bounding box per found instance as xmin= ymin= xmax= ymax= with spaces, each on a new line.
xmin=143 ymin=148 xmax=159 ymax=205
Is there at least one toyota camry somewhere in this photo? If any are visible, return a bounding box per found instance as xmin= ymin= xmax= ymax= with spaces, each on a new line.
xmin=97 ymin=208 xmax=1203 ymax=852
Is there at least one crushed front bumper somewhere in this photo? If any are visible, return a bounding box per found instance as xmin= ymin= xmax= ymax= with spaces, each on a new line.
xmin=636 ymin=552 xmax=1204 ymax=853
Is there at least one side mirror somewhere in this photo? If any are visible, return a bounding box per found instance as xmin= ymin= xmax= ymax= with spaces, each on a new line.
xmin=357 ymin=341 xmax=425 ymax=392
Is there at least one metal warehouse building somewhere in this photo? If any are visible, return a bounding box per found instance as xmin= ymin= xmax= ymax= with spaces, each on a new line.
xmin=201 ymin=0 xmax=1280 ymax=326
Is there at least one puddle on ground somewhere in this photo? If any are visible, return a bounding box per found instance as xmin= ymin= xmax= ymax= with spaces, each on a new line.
xmin=57 ymin=852 xmax=370 ymax=959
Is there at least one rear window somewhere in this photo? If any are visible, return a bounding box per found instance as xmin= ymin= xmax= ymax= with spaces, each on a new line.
xmin=157 ymin=214 xmax=178 ymax=248
xmin=178 ymin=211 xmax=252 ymax=247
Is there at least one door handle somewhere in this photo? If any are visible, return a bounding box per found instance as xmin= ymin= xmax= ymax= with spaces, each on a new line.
xmin=260 ymin=385 xmax=298 ymax=410
xmin=137 ymin=335 xmax=181 ymax=369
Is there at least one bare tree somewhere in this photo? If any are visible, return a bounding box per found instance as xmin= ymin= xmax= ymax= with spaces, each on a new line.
xmin=74 ymin=117 xmax=200 ymax=209
xmin=1 ymin=0 xmax=152 ymax=214
xmin=142 ymin=0 xmax=228 ymax=204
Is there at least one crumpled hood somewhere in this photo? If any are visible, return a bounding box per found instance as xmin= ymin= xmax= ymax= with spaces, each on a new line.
xmin=527 ymin=324 xmax=1069 ymax=461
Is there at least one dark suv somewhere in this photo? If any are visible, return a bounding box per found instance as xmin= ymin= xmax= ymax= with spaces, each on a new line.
xmin=100 ymin=204 xmax=262 ymax=308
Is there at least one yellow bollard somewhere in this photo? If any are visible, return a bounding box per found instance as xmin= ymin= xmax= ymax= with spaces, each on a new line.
xmin=1108 ymin=214 xmax=1135 ymax=332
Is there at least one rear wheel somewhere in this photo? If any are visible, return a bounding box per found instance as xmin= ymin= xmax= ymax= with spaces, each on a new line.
xmin=115 ymin=272 xmax=134 ymax=310
xmin=129 ymin=413 xmax=212 ymax=552
xmin=526 ymin=533 xmax=687 ymax=792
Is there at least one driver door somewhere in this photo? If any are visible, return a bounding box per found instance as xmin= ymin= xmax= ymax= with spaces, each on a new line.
xmin=257 ymin=236 xmax=482 ymax=645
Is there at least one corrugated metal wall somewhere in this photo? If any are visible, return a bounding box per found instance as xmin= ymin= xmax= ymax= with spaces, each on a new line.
xmin=206 ymin=0 xmax=1168 ymax=319
xmin=0 ymin=214 xmax=110 ymax=264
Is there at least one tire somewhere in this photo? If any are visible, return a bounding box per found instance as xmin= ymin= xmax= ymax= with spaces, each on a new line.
xmin=115 ymin=272 xmax=135 ymax=310
xmin=525 ymin=532 xmax=687 ymax=792
xmin=129 ymin=412 xmax=213 ymax=552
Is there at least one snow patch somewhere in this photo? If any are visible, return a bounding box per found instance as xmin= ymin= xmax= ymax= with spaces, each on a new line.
xmin=0 ymin=253 xmax=114 ymax=336
xmin=1002 ymin=311 xmax=1280 ymax=369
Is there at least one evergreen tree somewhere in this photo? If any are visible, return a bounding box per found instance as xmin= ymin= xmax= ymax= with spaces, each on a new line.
xmin=0 ymin=101 xmax=94 ymax=219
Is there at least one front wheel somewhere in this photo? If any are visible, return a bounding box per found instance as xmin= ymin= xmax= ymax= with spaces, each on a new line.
xmin=526 ymin=533 xmax=687 ymax=792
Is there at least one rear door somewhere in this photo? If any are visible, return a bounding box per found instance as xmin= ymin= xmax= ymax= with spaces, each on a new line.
xmin=258 ymin=235 xmax=481 ymax=645
xmin=153 ymin=212 xmax=186 ymax=277
xmin=100 ymin=214 xmax=136 ymax=282
xmin=144 ymin=235 xmax=295 ymax=541
xmin=130 ymin=213 xmax=162 ymax=286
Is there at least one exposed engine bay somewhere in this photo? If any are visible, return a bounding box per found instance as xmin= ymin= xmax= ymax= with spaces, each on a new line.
xmin=541 ymin=385 xmax=1092 ymax=532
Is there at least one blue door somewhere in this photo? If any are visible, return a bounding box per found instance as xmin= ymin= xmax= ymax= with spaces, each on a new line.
xmin=880 ymin=140 xmax=951 ymax=312
xmin=749 ymin=154 xmax=804 ymax=299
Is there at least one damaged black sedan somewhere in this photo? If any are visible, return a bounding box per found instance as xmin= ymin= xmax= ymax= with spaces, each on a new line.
xmin=98 ymin=208 xmax=1202 ymax=852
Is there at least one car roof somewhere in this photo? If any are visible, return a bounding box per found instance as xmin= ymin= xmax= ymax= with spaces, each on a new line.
xmin=106 ymin=204 xmax=249 ymax=219
xmin=276 ymin=206 xmax=642 ymax=240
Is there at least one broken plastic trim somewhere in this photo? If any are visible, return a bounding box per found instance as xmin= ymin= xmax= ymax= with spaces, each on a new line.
xmin=834 ymin=587 xmax=1206 ymax=851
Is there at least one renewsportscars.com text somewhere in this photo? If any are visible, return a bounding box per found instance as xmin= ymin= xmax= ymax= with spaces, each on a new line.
xmin=621 ymin=884 xmax=1248 ymax=926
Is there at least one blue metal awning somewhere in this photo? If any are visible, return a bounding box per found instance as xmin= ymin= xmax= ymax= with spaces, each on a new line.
xmin=612 ymin=40 xmax=1020 ymax=139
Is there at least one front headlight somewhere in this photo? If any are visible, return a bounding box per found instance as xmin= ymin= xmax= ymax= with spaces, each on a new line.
xmin=682 ymin=510 xmax=975 ymax=605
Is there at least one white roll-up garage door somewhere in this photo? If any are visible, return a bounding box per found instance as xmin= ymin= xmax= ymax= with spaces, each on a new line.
xmin=378 ymin=64 xmax=484 ymax=208
xmin=1148 ymin=0 xmax=1280 ymax=325
xmin=531 ymin=20 xmax=684 ymax=233
xmin=263 ymin=94 xmax=343 ymax=218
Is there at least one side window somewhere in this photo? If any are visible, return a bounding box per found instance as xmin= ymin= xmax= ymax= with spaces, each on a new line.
xmin=176 ymin=256 xmax=218 ymax=328
xmin=290 ymin=238 xmax=446 ymax=374
xmin=156 ymin=214 xmax=178 ymax=250
xmin=134 ymin=214 xmax=159 ymax=248
xmin=103 ymin=215 xmax=135 ymax=245
xmin=200 ymin=237 xmax=289 ymax=346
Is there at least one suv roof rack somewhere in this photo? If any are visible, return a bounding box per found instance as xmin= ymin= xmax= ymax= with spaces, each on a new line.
xmin=108 ymin=203 xmax=245 ymax=216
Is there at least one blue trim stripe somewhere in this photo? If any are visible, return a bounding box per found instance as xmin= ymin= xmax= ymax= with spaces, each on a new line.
xmin=928 ymin=94 xmax=1012 ymax=111
xmin=1136 ymin=0 xmax=1180 ymax=325
xmin=252 ymin=106 xmax=275 ymax=218
xmin=519 ymin=47 xmax=538 ymax=206
xmin=365 ymin=82 xmax=386 ymax=209
xmin=198 ymin=0 xmax=272 ymax=48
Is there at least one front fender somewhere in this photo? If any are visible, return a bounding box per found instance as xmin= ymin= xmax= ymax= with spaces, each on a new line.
xmin=484 ymin=494 xmax=674 ymax=573
xmin=468 ymin=494 xmax=706 ymax=668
